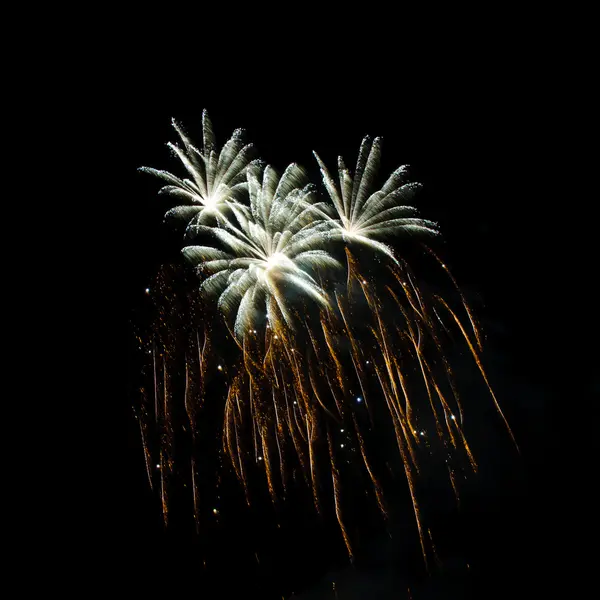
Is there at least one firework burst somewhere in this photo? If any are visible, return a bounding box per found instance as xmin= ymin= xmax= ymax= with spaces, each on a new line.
xmin=139 ymin=109 xmax=256 ymax=232
xmin=312 ymin=136 xmax=439 ymax=263
xmin=182 ymin=160 xmax=341 ymax=337
xmin=135 ymin=111 xmax=516 ymax=567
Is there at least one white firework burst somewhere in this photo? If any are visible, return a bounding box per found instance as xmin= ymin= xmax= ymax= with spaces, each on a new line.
xmin=313 ymin=136 xmax=439 ymax=262
xmin=182 ymin=161 xmax=341 ymax=337
xmin=139 ymin=110 xmax=256 ymax=233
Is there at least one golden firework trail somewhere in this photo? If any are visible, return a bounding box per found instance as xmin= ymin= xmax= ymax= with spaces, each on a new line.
xmin=135 ymin=111 xmax=517 ymax=569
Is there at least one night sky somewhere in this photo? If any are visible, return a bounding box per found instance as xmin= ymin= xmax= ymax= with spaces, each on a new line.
xmin=100 ymin=34 xmax=590 ymax=599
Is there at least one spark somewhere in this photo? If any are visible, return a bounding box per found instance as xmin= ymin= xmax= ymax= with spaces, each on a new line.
xmin=313 ymin=137 xmax=438 ymax=263
xmin=139 ymin=110 xmax=256 ymax=232
xmin=135 ymin=110 xmax=514 ymax=571
xmin=181 ymin=162 xmax=342 ymax=338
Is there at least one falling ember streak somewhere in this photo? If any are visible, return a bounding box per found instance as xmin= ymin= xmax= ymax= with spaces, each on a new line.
xmin=406 ymin=327 xmax=446 ymax=443
xmin=352 ymin=414 xmax=387 ymax=520
xmin=249 ymin=376 xmax=259 ymax=462
xmin=273 ymin=395 xmax=287 ymax=493
xmin=422 ymin=244 xmax=484 ymax=352
xmin=137 ymin=403 xmax=154 ymax=491
xmin=152 ymin=344 xmax=158 ymax=422
xmin=448 ymin=464 xmax=460 ymax=504
xmin=389 ymin=270 xmax=425 ymax=322
xmin=135 ymin=122 xmax=516 ymax=572
xmin=191 ymin=458 xmax=200 ymax=533
xmin=428 ymin=373 xmax=458 ymax=449
xmin=436 ymin=295 xmax=519 ymax=452
xmin=391 ymin=356 xmax=420 ymax=467
xmin=320 ymin=317 xmax=346 ymax=393
xmin=184 ymin=358 xmax=193 ymax=429
xmin=369 ymin=355 xmax=428 ymax=565
xmin=135 ymin=250 xmax=510 ymax=568
xmin=260 ymin=428 xmax=277 ymax=505
xmin=403 ymin=451 xmax=428 ymax=571
xmin=307 ymin=413 xmax=321 ymax=513
xmin=160 ymin=451 xmax=168 ymax=526
xmin=309 ymin=369 xmax=340 ymax=425
xmin=428 ymin=528 xmax=441 ymax=568
xmin=406 ymin=270 xmax=426 ymax=316
xmin=224 ymin=388 xmax=240 ymax=478
xmin=335 ymin=293 xmax=373 ymax=422
xmin=327 ymin=429 xmax=353 ymax=561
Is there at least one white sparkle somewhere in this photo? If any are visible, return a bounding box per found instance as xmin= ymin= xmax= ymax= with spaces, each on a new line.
xmin=451 ymin=414 xmax=456 ymax=420
xmin=217 ymin=365 xmax=223 ymax=371
xmin=356 ymin=397 xmax=362 ymax=403
xmin=213 ymin=508 xmax=218 ymax=514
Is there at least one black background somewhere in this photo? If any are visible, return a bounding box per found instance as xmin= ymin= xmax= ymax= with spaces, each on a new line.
xmin=84 ymin=20 xmax=592 ymax=599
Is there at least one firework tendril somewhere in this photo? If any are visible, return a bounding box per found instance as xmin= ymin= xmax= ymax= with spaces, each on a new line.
xmin=137 ymin=111 xmax=516 ymax=565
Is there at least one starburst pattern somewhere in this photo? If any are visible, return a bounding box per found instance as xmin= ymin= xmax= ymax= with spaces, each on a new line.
xmin=313 ymin=136 xmax=439 ymax=262
xmin=135 ymin=111 xmax=516 ymax=572
xmin=139 ymin=109 xmax=256 ymax=233
xmin=182 ymin=161 xmax=341 ymax=337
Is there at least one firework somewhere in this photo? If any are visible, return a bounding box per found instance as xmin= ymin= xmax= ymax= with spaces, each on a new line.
xmin=135 ymin=111 xmax=515 ymax=566
xmin=181 ymin=160 xmax=341 ymax=337
xmin=139 ymin=109 xmax=256 ymax=232
xmin=313 ymin=136 xmax=439 ymax=263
